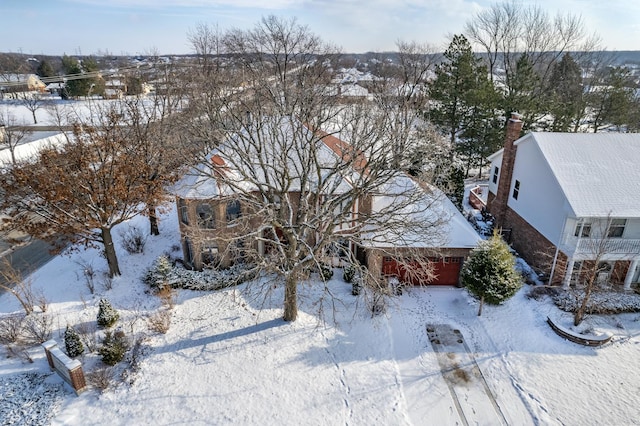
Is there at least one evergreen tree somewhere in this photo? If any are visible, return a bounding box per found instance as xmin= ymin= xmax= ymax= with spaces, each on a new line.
xmin=460 ymin=232 xmax=522 ymax=316
xmin=36 ymin=59 xmax=55 ymax=78
xmin=98 ymin=330 xmax=128 ymax=365
xmin=97 ymin=298 xmax=120 ymax=328
xmin=548 ymin=53 xmax=584 ymax=131
xmin=64 ymin=325 xmax=84 ymax=357
xmin=428 ymin=35 xmax=501 ymax=175
xmin=501 ymin=54 xmax=544 ymax=132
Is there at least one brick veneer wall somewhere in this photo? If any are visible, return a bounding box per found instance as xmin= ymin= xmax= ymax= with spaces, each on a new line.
xmin=502 ymin=205 xmax=568 ymax=284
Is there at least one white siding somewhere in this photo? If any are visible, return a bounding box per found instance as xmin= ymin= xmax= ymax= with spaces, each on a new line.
xmin=508 ymin=137 xmax=572 ymax=245
xmin=487 ymin=154 xmax=502 ymax=195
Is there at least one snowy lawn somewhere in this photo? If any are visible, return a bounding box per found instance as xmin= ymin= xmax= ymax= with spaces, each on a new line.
xmin=1 ymin=206 xmax=639 ymax=425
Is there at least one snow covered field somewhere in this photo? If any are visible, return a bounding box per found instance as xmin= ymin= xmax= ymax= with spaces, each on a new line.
xmin=1 ymin=207 xmax=639 ymax=425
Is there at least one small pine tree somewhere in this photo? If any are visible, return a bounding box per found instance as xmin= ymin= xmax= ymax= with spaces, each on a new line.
xmin=144 ymin=255 xmax=173 ymax=289
xmin=97 ymin=298 xmax=120 ymax=328
xmin=64 ymin=325 xmax=84 ymax=357
xmin=98 ymin=330 xmax=128 ymax=366
xmin=461 ymin=232 xmax=522 ymax=316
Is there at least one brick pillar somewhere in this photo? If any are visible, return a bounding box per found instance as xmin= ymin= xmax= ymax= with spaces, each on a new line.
xmin=489 ymin=113 xmax=524 ymax=229
xmin=69 ymin=366 xmax=87 ymax=395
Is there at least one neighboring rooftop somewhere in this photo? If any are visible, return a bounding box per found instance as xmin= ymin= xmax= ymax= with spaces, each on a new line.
xmin=517 ymin=132 xmax=640 ymax=217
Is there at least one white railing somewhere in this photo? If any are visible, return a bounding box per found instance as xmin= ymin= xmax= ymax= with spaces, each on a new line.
xmin=561 ymin=237 xmax=640 ymax=258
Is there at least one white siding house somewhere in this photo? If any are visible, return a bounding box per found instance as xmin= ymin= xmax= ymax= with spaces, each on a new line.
xmin=488 ymin=130 xmax=640 ymax=288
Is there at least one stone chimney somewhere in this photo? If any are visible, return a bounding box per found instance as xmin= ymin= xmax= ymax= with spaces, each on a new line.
xmin=491 ymin=112 xmax=523 ymax=228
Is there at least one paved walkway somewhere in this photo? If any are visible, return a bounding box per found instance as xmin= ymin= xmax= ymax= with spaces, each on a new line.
xmin=427 ymin=323 xmax=508 ymax=426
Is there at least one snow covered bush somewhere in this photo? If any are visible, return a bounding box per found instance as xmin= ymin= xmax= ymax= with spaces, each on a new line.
xmin=21 ymin=313 xmax=53 ymax=345
xmin=319 ymin=264 xmax=333 ymax=281
xmin=553 ymin=289 xmax=640 ymax=314
xmin=119 ymin=226 xmax=147 ymax=254
xmin=64 ymin=325 xmax=84 ymax=358
xmin=97 ymin=298 xmax=120 ymax=328
xmin=98 ymin=330 xmax=128 ymax=366
xmin=147 ymin=310 xmax=171 ymax=334
xmin=460 ymin=232 xmax=522 ymax=316
xmin=343 ymin=264 xmax=356 ymax=283
xmin=0 ymin=314 xmax=25 ymax=344
xmin=143 ymin=257 xmax=257 ymax=291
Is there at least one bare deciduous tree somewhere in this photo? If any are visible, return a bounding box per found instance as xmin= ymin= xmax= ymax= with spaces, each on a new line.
xmin=182 ymin=16 xmax=449 ymax=322
xmin=1 ymin=103 xmax=158 ymax=277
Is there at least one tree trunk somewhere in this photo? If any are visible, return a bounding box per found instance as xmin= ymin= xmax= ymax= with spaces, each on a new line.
xmin=32 ymin=111 xmax=37 ymax=124
xmin=149 ymin=205 xmax=160 ymax=236
xmin=283 ymin=272 xmax=298 ymax=322
xmin=101 ymin=227 xmax=121 ymax=277
xmin=477 ymin=295 xmax=484 ymax=316
xmin=574 ymin=268 xmax=599 ymax=326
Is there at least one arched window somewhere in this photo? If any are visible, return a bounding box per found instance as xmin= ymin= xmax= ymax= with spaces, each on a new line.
xmin=196 ymin=203 xmax=215 ymax=229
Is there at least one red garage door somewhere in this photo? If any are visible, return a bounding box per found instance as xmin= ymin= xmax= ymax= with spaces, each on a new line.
xmin=381 ymin=257 xmax=462 ymax=286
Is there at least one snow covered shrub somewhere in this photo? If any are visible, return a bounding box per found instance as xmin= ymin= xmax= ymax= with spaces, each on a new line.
xmin=64 ymin=325 xmax=84 ymax=357
xmin=98 ymin=330 xmax=128 ymax=366
xmin=75 ymin=321 xmax=99 ymax=352
xmin=460 ymin=232 xmax=522 ymax=316
xmin=143 ymin=257 xmax=257 ymax=291
xmin=0 ymin=314 xmax=25 ymax=344
xmin=552 ymin=289 xmax=640 ymax=315
xmin=147 ymin=310 xmax=171 ymax=334
xmin=319 ymin=264 xmax=333 ymax=281
xmin=143 ymin=255 xmax=173 ymax=290
xmin=97 ymin=298 xmax=120 ymax=328
xmin=21 ymin=313 xmax=53 ymax=345
xmin=157 ymin=285 xmax=176 ymax=309
xmin=351 ymin=280 xmax=361 ymax=296
xmin=119 ymin=226 xmax=147 ymax=254
xmin=343 ymin=264 xmax=356 ymax=283
xmin=87 ymin=366 xmax=114 ymax=392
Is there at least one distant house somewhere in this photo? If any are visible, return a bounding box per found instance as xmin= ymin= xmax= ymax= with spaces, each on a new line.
xmin=0 ymin=74 xmax=46 ymax=98
xmin=486 ymin=114 xmax=640 ymax=288
xmin=172 ymin=118 xmax=480 ymax=285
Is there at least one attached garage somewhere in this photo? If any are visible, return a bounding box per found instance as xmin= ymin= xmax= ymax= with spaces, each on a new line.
xmin=381 ymin=256 xmax=463 ymax=286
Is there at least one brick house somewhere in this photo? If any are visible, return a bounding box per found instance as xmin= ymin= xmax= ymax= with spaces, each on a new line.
xmin=487 ymin=114 xmax=640 ymax=288
xmin=172 ymin=121 xmax=480 ymax=285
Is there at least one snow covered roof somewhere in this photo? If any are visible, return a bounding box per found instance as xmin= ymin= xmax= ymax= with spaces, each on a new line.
xmin=0 ymin=131 xmax=67 ymax=165
xmin=517 ymin=132 xmax=640 ymax=217
xmin=366 ymin=174 xmax=481 ymax=249
xmin=172 ymin=118 xmax=357 ymax=199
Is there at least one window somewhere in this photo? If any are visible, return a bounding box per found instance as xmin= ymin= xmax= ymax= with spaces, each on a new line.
xmin=574 ymin=220 xmax=591 ymax=238
xmin=201 ymin=242 xmax=219 ymax=267
xmin=196 ymin=203 xmax=215 ymax=229
xmin=178 ymin=198 xmax=189 ymax=225
xmin=512 ymin=180 xmax=520 ymax=200
xmin=492 ymin=166 xmax=499 ymax=184
xmin=607 ymin=219 xmax=626 ymax=238
xmin=184 ymin=237 xmax=194 ymax=266
xmin=226 ymin=200 xmax=242 ymax=222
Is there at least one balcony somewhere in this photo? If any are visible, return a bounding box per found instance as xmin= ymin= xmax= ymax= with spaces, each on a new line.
xmin=561 ymin=236 xmax=640 ymax=259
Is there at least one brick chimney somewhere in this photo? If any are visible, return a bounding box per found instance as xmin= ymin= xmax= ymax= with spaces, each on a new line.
xmin=491 ymin=112 xmax=523 ymax=228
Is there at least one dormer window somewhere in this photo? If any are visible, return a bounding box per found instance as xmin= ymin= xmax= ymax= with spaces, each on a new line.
xmin=492 ymin=166 xmax=499 ymax=184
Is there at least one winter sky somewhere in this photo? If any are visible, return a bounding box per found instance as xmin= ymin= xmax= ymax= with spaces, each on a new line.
xmin=2 ymin=0 xmax=640 ymax=55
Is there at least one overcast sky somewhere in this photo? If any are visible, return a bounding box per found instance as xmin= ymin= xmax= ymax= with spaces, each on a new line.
xmin=3 ymin=0 xmax=640 ymax=56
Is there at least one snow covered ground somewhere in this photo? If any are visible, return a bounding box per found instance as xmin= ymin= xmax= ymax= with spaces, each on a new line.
xmin=1 ymin=206 xmax=639 ymax=425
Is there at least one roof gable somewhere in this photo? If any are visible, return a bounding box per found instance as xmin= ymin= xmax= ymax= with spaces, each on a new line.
xmin=523 ymin=132 xmax=640 ymax=217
